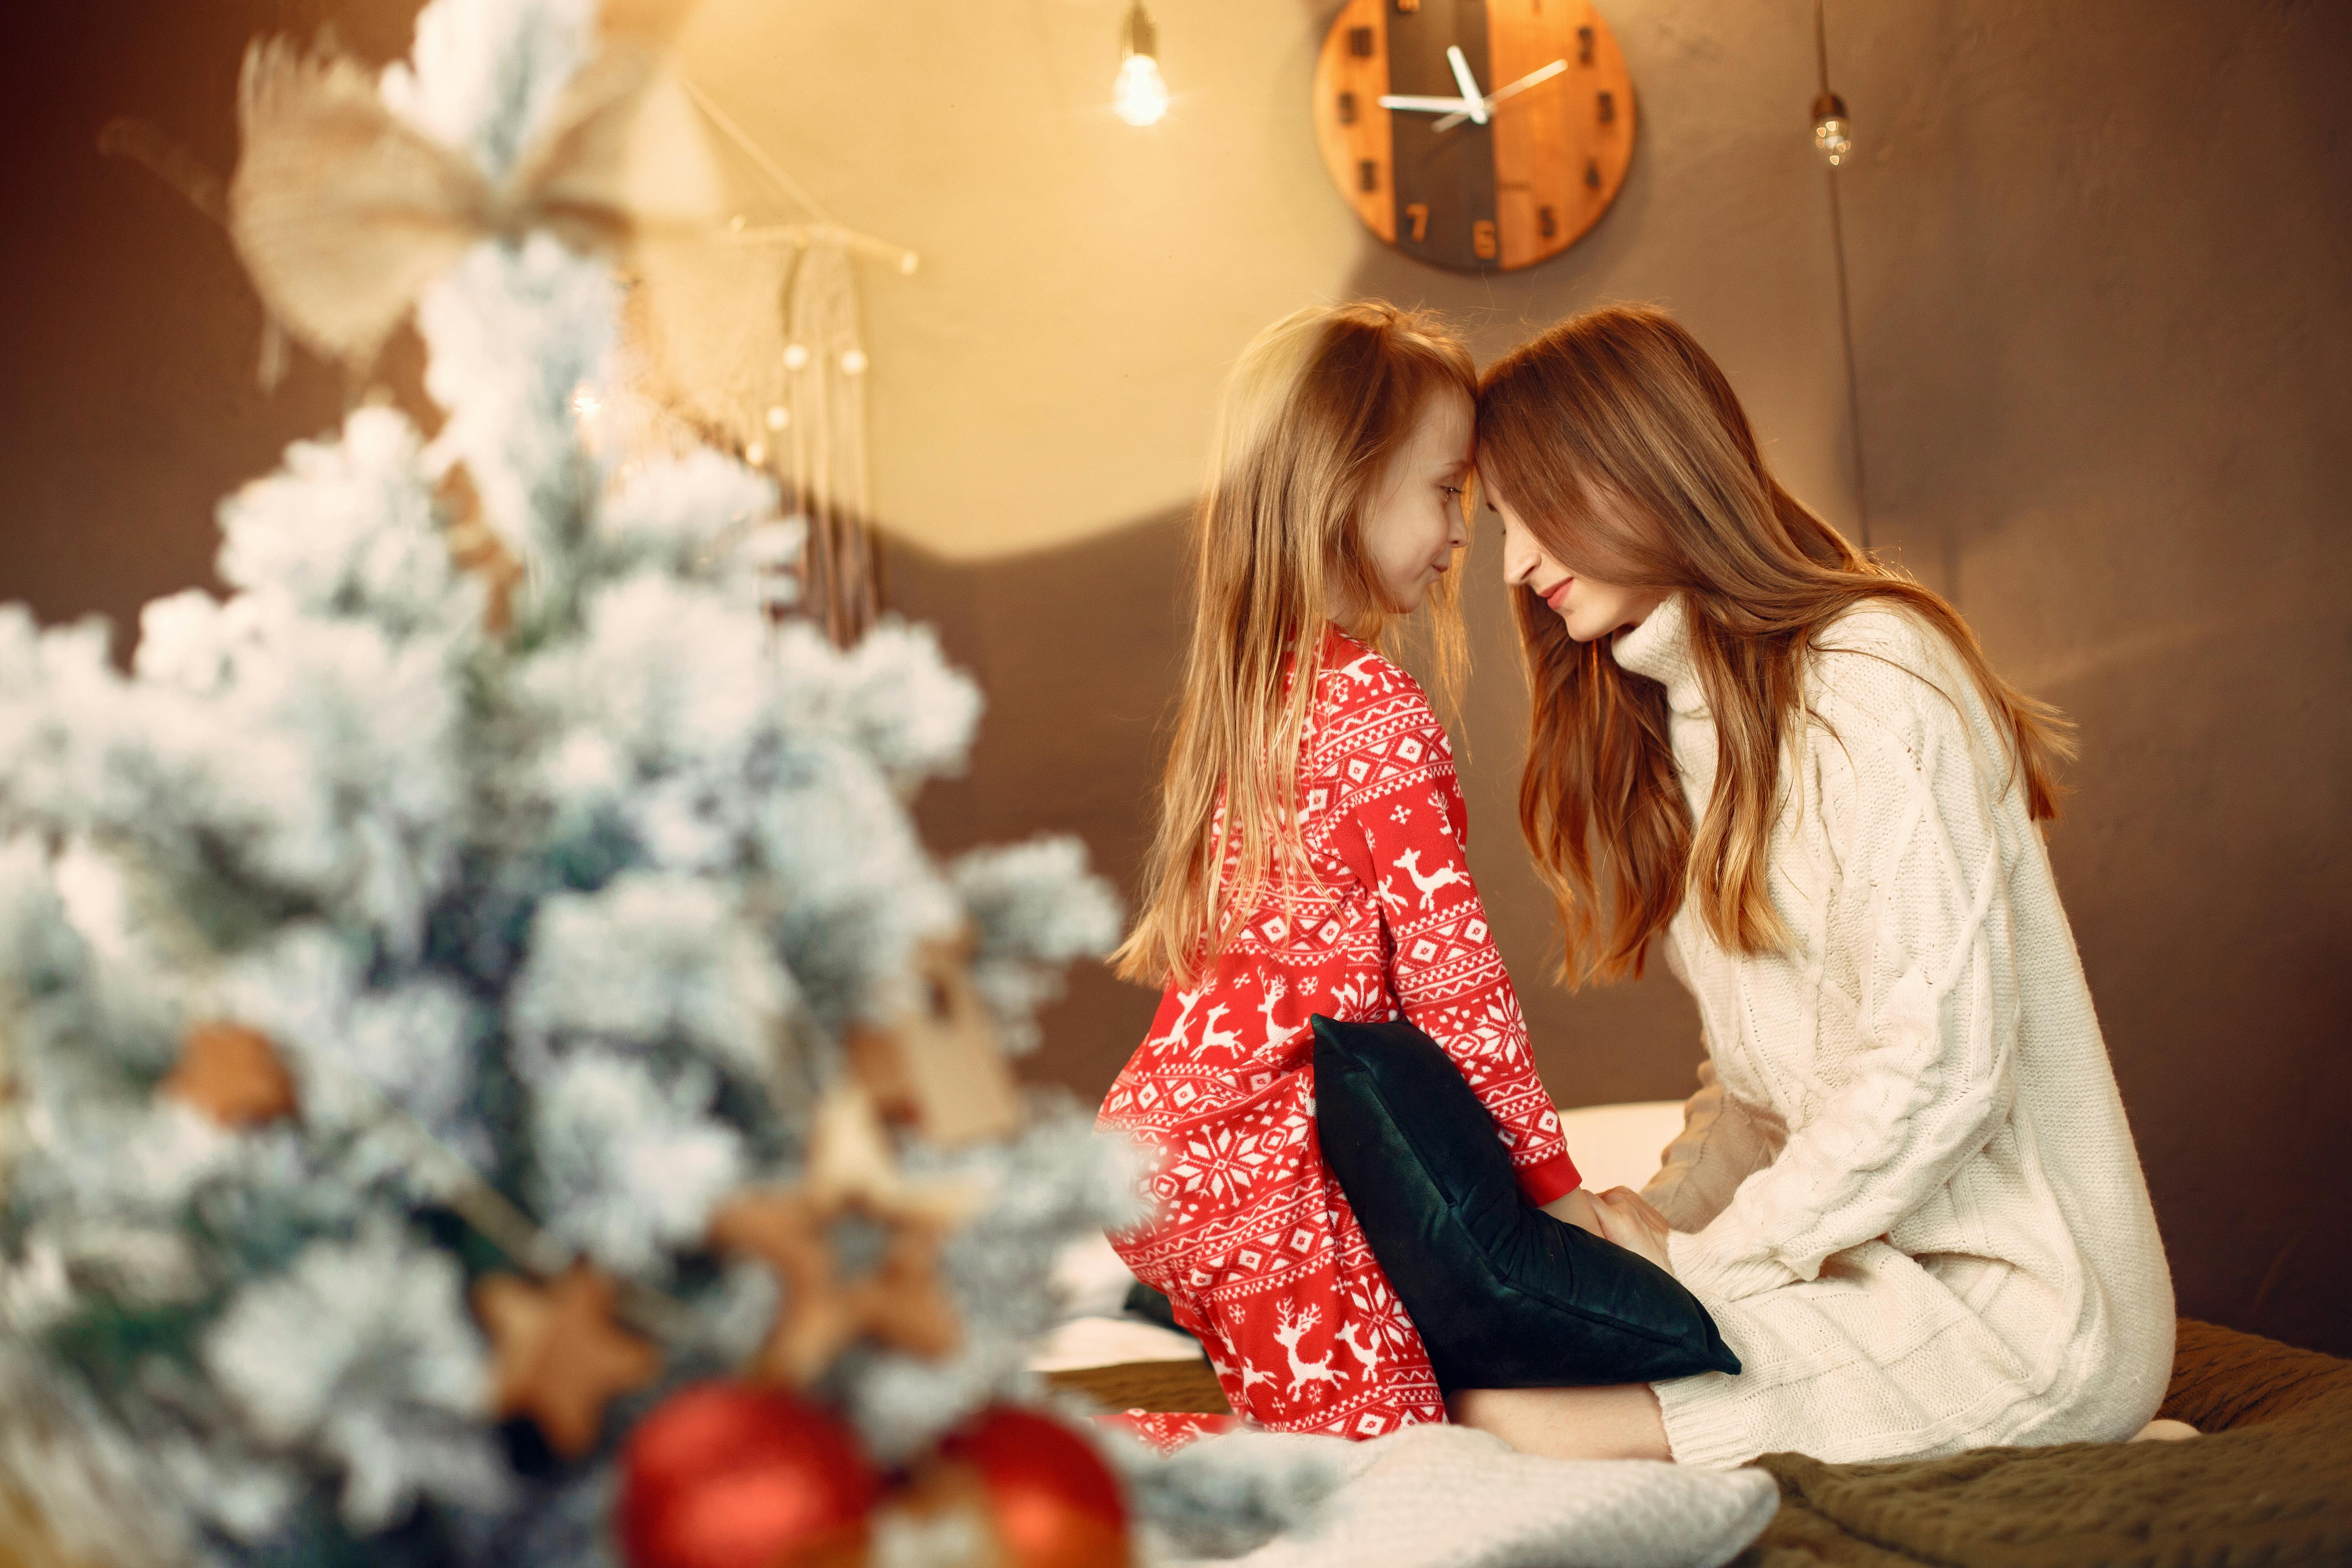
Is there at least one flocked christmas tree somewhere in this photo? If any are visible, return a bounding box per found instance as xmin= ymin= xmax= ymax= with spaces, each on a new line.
xmin=0 ymin=1 xmax=1330 ymax=1563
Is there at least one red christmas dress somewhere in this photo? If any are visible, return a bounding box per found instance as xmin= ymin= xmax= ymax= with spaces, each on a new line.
xmin=1098 ymin=630 xmax=1579 ymax=1442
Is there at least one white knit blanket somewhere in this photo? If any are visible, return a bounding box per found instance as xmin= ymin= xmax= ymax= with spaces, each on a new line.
xmin=1163 ymin=1424 xmax=1778 ymax=1568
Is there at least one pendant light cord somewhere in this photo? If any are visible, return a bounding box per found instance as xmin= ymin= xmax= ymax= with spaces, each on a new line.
xmin=1817 ymin=0 xmax=1871 ymax=552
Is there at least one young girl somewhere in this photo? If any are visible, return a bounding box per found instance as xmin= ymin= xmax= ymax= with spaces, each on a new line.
xmin=1454 ymin=305 xmax=2176 ymax=1465
xmin=1099 ymin=302 xmax=1597 ymax=1439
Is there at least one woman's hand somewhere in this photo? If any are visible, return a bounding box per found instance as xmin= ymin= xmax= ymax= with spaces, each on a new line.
xmin=1539 ymin=1184 xmax=1675 ymax=1276
xmin=1590 ymin=1186 xmax=1675 ymax=1274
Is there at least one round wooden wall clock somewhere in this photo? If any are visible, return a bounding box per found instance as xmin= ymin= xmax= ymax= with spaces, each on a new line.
xmin=1314 ymin=0 xmax=1636 ymax=273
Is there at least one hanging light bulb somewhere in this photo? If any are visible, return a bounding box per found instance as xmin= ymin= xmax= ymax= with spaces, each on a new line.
xmin=1113 ymin=2 xmax=1169 ymax=127
xmin=1811 ymin=91 xmax=1853 ymax=166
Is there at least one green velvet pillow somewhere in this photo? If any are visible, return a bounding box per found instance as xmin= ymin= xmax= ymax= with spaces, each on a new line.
xmin=1312 ymin=1013 xmax=1740 ymax=1390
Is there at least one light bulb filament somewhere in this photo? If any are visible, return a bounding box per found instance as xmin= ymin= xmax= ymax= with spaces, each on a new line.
xmin=1811 ymin=91 xmax=1853 ymax=168
xmin=1114 ymin=53 xmax=1168 ymax=126
xmin=1115 ymin=2 xmax=1168 ymax=126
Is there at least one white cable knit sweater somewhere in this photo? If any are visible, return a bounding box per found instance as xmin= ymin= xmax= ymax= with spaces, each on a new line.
xmin=1616 ymin=594 xmax=2174 ymax=1468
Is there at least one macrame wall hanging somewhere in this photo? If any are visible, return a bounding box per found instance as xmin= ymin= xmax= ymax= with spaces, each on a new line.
xmin=621 ymin=82 xmax=918 ymax=647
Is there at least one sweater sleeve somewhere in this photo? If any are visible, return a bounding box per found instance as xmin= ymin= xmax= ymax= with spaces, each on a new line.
xmin=1640 ymin=1059 xmax=1777 ymax=1234
xmin=1330 ymin=699 xmax=1580 ymax=1205
xmin=1668 ymin=648 xmax=2022 ymax=1303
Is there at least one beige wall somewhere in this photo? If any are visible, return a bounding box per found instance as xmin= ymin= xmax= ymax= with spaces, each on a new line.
xmin=4 ymin=1 xmax=2346 ymax=1354
xmin=706 ymin=0 xmax=1878 ymax=1116
xmin=678 ymin=0 xmax=1864 ymax=564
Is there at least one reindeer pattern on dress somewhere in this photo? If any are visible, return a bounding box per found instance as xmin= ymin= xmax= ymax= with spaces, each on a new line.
xmin=1392 ymin=847 xmax=1469 ymax=911
xmin=1271 ymin=1303 xmax=1347 ymax=1400
xmin=1207 ymin=1346 xmax=1276 ymax=1404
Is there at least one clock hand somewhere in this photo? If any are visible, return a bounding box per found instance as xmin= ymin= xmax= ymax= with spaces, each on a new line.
xmin=1378 ymin=93 xmax=1482 ymax=114
xmin=1444 ymin=45 xmax=1490 ymax=125
xmin=1431 ymin=58 xmax=1567 ymax=132
xmin=1490 ymin=58 xmax=1570 ymax=105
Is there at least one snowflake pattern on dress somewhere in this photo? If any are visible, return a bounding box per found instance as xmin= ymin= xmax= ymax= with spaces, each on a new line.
xmin=1099 ymin=632 xmax=1578 ymax=1442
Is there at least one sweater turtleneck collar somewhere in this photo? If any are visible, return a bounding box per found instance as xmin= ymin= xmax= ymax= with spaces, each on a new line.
xmin=1609 ymin=592 xmax=1708 ymax=718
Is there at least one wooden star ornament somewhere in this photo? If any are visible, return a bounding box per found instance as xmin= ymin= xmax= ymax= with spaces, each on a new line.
xmin=161 ymin=1022 xmax=298 ymax=1127
xmin=708 ymin=1085 xmax=977 ymax=1387
xmin=474 ymin=1263 xmax=662 ymax=1457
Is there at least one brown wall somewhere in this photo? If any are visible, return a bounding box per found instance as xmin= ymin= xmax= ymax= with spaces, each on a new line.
xmin=893 ymin=1 xmax=2352 ymax=1360
xmin=4 ymin=2 xmax=2346 ymax=1354
xmin=0 ymin=0 xmax=427 ymax=654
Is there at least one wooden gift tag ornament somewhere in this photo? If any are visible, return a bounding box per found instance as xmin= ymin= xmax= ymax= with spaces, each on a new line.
xmin=849 ymin=937 xmax=1020 ymax=1149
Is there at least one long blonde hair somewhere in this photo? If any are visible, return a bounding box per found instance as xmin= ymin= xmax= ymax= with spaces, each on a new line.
xmin=1476 ymin=305 xmax=2074 ymax=986
xmin=1112 ymin=302 xmax=1477 ymax=987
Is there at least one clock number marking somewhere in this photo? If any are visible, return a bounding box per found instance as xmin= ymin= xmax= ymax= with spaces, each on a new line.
xmin=1538 ymin=205 xmax=1557 ymax=240
xmin=1404 ymin=203 xmax=1430 ymax=242
xmin=1472 ymin=219 xmax=1498 ymax=261
xmin=1578 ymin=25 xmax=1595 ymax=65
xmin=1338 ymin=91 xmax=1358 ymax=125
xmin=1597 ymin=90 xmax=1615 ymax=123
xmin=1585 ymin=158 xmax=1601 ymax=189
xmin=1349 ymin=26 xmax=1375 ymax=58
xmin=1358 ymin=159 xmax=1381 ymax=194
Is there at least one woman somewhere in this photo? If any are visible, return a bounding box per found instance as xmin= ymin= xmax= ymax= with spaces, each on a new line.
xmin=1453 ymin=305 xmax=2176 ymax=1466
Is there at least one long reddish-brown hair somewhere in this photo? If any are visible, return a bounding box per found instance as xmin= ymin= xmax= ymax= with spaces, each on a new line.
xmin=1477 ymin=305 xmax=2073 ymax=986
xmin=1112 ymin=301 xmax=1476 ymax=987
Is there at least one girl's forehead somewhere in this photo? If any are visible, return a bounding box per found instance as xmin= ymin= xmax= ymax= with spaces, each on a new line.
xmin=1416 ymin=386 xmax=1475 ymax=447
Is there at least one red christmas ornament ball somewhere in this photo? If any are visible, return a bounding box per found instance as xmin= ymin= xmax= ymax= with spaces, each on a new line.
xmin=939 ymin=1407 xmax=1129 ymax=1568
xmin=619 ymin=1382 xmax=882 ymax=1568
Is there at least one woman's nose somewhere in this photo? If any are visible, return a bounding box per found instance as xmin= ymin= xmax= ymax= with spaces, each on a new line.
xmin=1499 ymin=523 xmax=1533 ymax=584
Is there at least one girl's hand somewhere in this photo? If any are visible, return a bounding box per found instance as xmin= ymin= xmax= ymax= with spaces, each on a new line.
xmin=1591 ymin=1186 xmax=1675 ymax=1274
xmin=1539 ymin=1186 xmax=1605 ymax=1236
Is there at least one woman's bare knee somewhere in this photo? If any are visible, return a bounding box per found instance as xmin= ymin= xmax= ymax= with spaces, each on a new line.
xmin=1447 ymin=1383 xmax=1671 ymax=1462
